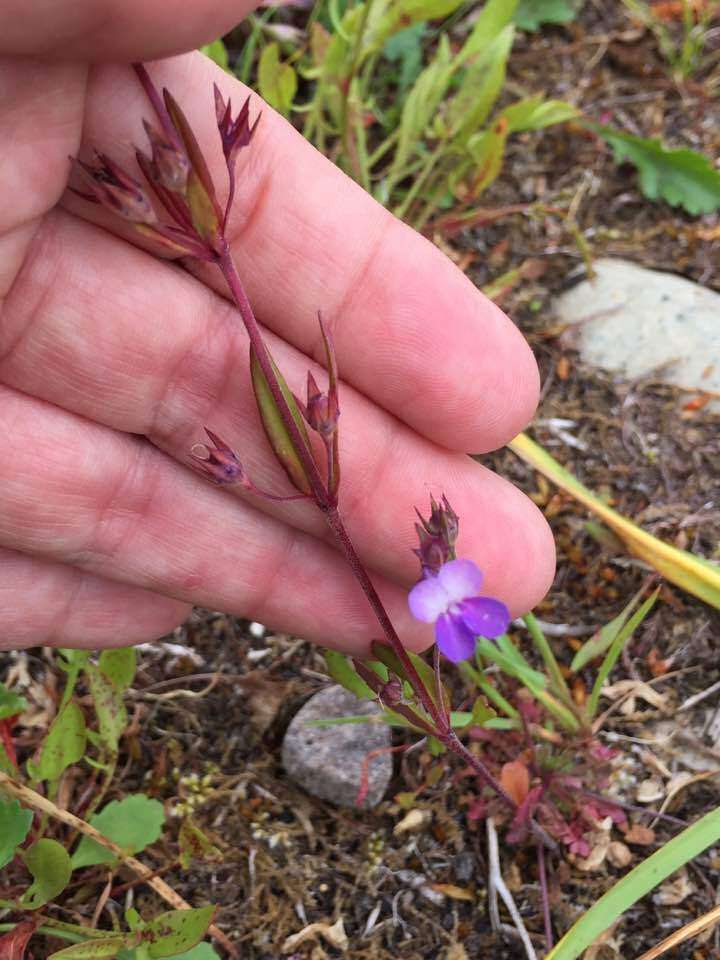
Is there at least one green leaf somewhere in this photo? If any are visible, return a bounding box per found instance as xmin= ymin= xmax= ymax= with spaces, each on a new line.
xmin=144 ymin=907 xmax=216 ymax=958
xmin=178 ymin=820 xmax=222 ymax=870
xmin=0 ymin=682 xmax=27 ymax=720
xmin=250 ymin=346 xmax=313 ymax=496
xmin=383 ymin=24 xmax=426 ymax=92
xmin=258 ymin=43 xmax=297 ymax=117
xmin=448 ymin=26 xmax=515 ymax=142
xmin=588 ymin=589 xmax=660 ymax=717
xmin=49 ymin=938 xmax=132 ymax=959
xmin=0 ymin=799 xmax=33 ymax=869
xmin=546 ymin=804 xmax=720 ymax=960
xmin=458 ymin=116 xmax=510 ymax=199
xmin=501 ymin=95 xmax=578 ymax=133
xmin=167 ymin=946 xmax=221 ymax=960
xmin=99 ymin=648 xmax=137 ymax=692
xmin=87 ymin=664 xmax=126 ymax=754
xmin=37 ymin=702 xmax=87 ymax=782
xmin=71 ymin=795 xmax=165 ymax=870
xmin=388 ymin=33 xmax=453 ymax=180
xmin=456 ymin=0 xmax=519 ymax=62
xmin=324 ymin=651 xmax=375 ymax=700
xmin=200 ymin=39 xmax=229 ymax=71
xmin=370 ymin=641 xmax=448 ymax=709
xmin=593 ymin=124 xmax=720 ymax=215
xmin=21 ymin=839 xmax=72 ymax=909
xmin=514 ymin=0 xmax=578 ymax=31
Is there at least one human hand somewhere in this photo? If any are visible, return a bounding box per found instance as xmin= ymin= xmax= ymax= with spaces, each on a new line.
xmin=0 ymin=0 xmax=554 ymax=652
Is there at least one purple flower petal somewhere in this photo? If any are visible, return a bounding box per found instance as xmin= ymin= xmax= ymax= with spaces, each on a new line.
xmin=408 ymin=575 xmax=449 ymax=623
xmin=459 ymin=596 xmax=510 ymax=639
xmin=435 ymin=612 xmax=477 ymax=663
xmin=437 ymin=558 xmax=483 ymax=605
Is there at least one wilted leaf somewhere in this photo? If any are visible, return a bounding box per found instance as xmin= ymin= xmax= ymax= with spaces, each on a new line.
xmin=514 ymin=0 xmax=578 ymax=31
xmin=144 ymin=906 xmax=216 ymax=958
xmin=178 ymin=819 xmax=223 ymax=870
xmin=593 ymin=124 xmax=720 ymax=215
xmin=500 ymin=760 xmax=530 ymax=805
xmin=324 ymin=651 xmax=375 ymax=700
xmin=0 ymin=683 xmax=27 ymax=721
xmin=36 ymin=702 xmax=86 ymax=782
xmin=49 ymin=938 xmax=131 ymax=959
xmin=0 ymin=799 xmax=33 ymax=870
xmin=71 ymin=794 xmax=165 ymax=869
xmin=21 ymin=839 xmax=72 ymax=909
xmin=99 ymin=648 xmax=136 ymax=692
xmin=258 ymin=43 xmax=297 ymax=117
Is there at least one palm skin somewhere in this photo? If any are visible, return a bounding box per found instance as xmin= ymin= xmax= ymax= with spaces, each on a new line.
xmin=0 ymin=0 xmax=555 ymax=653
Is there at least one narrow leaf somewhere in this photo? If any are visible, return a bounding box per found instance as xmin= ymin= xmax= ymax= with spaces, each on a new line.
xmin=87 ymin=664 xmax=125 ymax=754
xmin=200 ymin=39 xmax=229 ymax=71
xmin=250 ymin=346 xmax=314 ymax=495
xmin=501 ymin=95 xmax=578 ymax=133
xmin=324 ymin=651 xmax=375 ymax=700
xmin=37 ymin=702 xmax=86 ymax=782
xmin=258 ymin=43 xmax=297 ymax=117
xmin=21 ymin=839 xmax=72 ymax=909
xmin=545 ymin=804 xmax=720 ymax=960
xmin=49 ymin=938 xmax=131 ymax=959
xmin=0 ymin=799 xmax=33 ymax=869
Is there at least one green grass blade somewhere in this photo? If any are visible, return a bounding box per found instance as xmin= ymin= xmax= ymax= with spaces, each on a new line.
xmin=587 ymin=588 xmax=659 ymax=717
xmin=546 ymin=803 xmax=720 ymax=960
xmin=523 ymin=612 xmax=573 ymax=703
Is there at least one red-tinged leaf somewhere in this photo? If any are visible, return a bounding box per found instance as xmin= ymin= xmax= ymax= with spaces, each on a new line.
xmin=0 ymin=920 xmax=38 ymax=960
xmin=249 ymin=346 xmax=314 ymax=495
xmin=500 ymin=759 xmax=530 ymax=805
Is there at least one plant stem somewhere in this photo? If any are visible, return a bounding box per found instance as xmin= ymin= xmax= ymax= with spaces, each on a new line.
xmin=217 ymin=248 xmax=560 ymax=847
xmin=537 ymin=839 xmax=554 ymax=950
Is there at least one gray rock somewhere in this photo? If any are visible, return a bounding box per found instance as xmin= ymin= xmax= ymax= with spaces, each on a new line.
xmin=282 ymin=684 xmax=392 ymax=809
xmin=554 ymin=259 xmax=720 ymax=404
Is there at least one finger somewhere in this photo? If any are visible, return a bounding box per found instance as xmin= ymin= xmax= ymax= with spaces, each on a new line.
xmin=0 ymin=548 xmax=190 ymax=651
xmin=73 ymin=54 xmax=540 ymax=454
xmin=0 ymin=210 xmax=555 ymax=615
xmin=0 ymin=0 xmax=257 ymax=61
xmin=0 ymin=384 xmax=435 ymax=655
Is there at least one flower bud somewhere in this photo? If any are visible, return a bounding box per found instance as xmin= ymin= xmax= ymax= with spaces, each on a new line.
xmin=191 ymin=429 xmax=247 ymax=486
xmin=74 ymin=154 xmax=157 ymax=224
xmin=305 ymin=371 xmax=339 ymax=439
xmin=142 ymin=120 xmax=190 ymax=193
xmin=413 ymin=495 xmax=459 ymax=576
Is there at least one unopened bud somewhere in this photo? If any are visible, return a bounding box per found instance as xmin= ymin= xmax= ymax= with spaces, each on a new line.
xmin=305 ymin=371 xmax=339 ymax=439
xmin=413 ymin=495 xmax=459 ymax=576
xmin=74 ymin=154 xmax=157 ymax=224
xmin=378 ymin=677 xmax=403 ymax=707
xmin=142 ymin=120 xmax=190 ymax=193
xmin=191 ymin=429 xmax=247 ymax=486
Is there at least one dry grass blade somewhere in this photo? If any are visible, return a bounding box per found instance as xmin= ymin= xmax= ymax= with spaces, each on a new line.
xmin=635 ymin=901 xmax=720 ymax=960
xmin=0 ymin=772 xmax=237 ymax=958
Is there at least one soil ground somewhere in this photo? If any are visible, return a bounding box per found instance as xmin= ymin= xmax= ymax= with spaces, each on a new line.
xmin=3 ymin=4 xmax=720 ymax=959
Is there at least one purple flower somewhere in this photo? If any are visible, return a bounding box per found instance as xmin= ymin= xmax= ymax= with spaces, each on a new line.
xmin=408 ymin=559 xmax=510 ymax=663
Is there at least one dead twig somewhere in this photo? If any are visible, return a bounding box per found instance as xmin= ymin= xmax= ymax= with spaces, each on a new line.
xmin=487 ymin=817 xmax=538 ymax=960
